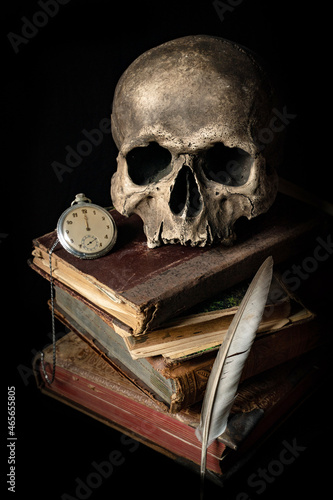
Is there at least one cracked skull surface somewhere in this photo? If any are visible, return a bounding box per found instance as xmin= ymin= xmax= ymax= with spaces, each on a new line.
xmin=111 ymin=35 xmax=281 ymax=248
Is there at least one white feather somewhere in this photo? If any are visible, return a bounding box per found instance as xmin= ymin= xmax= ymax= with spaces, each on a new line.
xmin=195 ymin=256 xmax=273 ymax=490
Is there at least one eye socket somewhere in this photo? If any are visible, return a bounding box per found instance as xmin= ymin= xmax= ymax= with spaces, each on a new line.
xmin=203 ymin=143 xmax=253 ymax=186
xmin=126 ymin=142 xmax=172 ymax=185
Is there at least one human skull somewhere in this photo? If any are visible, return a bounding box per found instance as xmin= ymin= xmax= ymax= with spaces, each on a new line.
xmin=111 ymin=35 xmax=281 ymax=248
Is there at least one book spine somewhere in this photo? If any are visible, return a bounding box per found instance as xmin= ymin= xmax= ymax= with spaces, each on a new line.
xmin=171 ymin=373 xmax=208 ymax=413
xmin=163 ymin=358 xmax=215 ymax=413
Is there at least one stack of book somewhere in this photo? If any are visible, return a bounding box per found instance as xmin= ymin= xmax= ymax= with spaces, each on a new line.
xmin=29 ymin=193 xmax=330 ymax=482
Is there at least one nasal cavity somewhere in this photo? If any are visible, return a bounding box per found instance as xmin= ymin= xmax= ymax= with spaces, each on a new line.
xmin=169 ymin=166 xmax=202 ymax=217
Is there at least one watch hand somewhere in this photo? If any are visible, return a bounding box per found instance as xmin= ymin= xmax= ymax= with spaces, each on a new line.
xmin=84 ymin=215 xmax=90 ymax=231
xmin=87 ymin=237 xmax=97 ymax=246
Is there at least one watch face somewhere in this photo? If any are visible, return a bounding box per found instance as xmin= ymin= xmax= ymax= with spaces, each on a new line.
xmin=57 ymin=203 xmax=117 ymax=259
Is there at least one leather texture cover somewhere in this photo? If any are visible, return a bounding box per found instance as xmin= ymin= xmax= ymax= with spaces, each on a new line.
xmin=30 ymin=194 xmax=327 ymax=334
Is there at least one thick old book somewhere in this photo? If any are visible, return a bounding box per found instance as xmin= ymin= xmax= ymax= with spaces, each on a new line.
xmin=51 ymin=281 xmax=321 ymax=412
xmin=34 ymin=332 xmax=327 ymax=481
xmin=54 ymin=273 xmax=313 ymax=360
xmin=52 ymin=298 xmax=216 ymax=412
xmin=29 ymin=193 xmax=327 ymax=335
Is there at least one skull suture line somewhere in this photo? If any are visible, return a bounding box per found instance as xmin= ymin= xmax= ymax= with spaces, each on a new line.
xmin=111 ymin=35 xmax=281 ymax=248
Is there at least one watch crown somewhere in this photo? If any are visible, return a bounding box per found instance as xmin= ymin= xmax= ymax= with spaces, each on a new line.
xmin=71 ymin=193 xmax=92 ymax=206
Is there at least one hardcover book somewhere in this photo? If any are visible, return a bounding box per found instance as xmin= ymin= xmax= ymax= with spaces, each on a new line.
xmin=51 ymin=279 xmax=321 ymax=412
xmin=54 ymin=273 xmax=314 ymax=360
xmin=29 ymin=193 xmax=326 ymax=335
xmin=34 ymin=332 xmax=327 ymax=481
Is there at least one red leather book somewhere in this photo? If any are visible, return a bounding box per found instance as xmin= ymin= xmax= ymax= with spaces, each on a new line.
xmin=34 ymin=332 xmax=327 ymax=480
xmin=35 ymin=332 xmax=225 ymax=474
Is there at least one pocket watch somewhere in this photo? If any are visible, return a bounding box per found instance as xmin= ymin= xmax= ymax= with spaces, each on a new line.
xmin=41 ymin=193 xmax=117 ymax=385
xmin=56 ymin=193 xmax=117 ymax=259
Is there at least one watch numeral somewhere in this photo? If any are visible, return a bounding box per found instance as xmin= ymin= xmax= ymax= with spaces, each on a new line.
xmin=66 ymin=220 xmax=73 ymax=225
xmin=81 ymin=209 xmax=88 ymax=214
xmin=72 ymin=212 xmax=78 ymax=218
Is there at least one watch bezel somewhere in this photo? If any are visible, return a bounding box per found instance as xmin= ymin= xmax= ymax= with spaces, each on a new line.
xmin=56 ymin=202 xmax=117 ymax=259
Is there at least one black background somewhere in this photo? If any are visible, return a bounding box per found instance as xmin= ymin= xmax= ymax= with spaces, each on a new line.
xmin=2 ymin=1 xmax=332 ymax=499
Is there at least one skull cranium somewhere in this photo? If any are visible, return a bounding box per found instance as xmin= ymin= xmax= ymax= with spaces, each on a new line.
xmin=111 ymin=35 xmax=281 ymax=248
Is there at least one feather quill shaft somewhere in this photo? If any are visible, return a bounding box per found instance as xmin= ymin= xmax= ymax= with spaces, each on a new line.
xmin=195 ymin=256 xmax=273 ymax=497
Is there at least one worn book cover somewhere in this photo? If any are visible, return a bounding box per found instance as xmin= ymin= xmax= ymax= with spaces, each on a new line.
xmin=34 ymin=332 xmax=327 ymax=480
xmin=55 ymin=273 xmax=313 ymax=360
xmin=29 ymin=193 xmax=327 ymax=335
xmin=51 ymin=283 xmax=322 ymax=412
